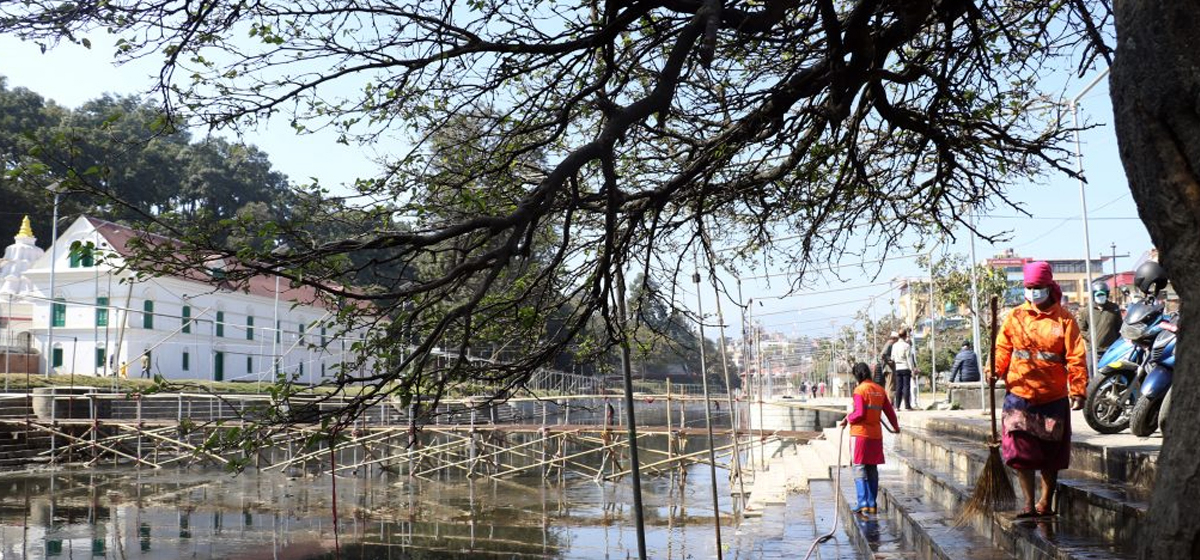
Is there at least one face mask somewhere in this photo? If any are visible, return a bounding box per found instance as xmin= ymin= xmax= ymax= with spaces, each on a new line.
xmin=1025 ymin=287 xmax=1050 ymax=305
xmin=1095 ymin=293 xmax=1108 ymax=305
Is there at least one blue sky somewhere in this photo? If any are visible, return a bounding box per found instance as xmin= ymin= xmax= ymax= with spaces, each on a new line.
xmin=0 ymin=34 xmax=1154 ymax=339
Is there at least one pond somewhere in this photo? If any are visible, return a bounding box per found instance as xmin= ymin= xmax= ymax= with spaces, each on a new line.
xmin=0 ymin=430 xmax=745 ymax=559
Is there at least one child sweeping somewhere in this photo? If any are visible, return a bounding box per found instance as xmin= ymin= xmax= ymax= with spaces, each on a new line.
xmin=841 ymin=362 xmax=901 ymax=515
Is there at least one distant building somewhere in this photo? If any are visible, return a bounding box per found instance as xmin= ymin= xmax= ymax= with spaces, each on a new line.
xmin=9 ymin=216 xmax=373 ymax=383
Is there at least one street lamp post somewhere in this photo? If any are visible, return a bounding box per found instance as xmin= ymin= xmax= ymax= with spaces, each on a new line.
xmin=45 ymin=181 xmax=62 ymax=376
xmin=968 ymin=209 xmax=985 ymax=409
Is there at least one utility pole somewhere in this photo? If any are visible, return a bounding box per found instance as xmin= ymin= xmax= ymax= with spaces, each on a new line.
xmin=1108 ymin=243 xmax=1129 ymax=303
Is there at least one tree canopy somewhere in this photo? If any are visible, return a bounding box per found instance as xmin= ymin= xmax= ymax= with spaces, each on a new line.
xmin=0 ymin=2 xmax=1110 ymax=412
xmin=0 ymin=78 xmax=294 ymax=241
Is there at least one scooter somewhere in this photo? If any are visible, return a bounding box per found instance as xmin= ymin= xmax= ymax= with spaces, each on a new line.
xmin=1083 ymin=336 xmax=1143 ymax=434
xmin=1129 ymin=314 xmax=1176 ymax=437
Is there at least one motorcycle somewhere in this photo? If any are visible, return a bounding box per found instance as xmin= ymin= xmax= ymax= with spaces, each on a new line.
xmin=1128 ymin=311 xmax=1176 ymax=437
xmin=1083 ymin=336 xmax=1143 ymax=434
xmin=1082 ymin=260 xmax=1174 ymax=436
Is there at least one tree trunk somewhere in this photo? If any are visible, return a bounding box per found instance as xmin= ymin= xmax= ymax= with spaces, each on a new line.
xmin=1110 ymin=3 xmax=1200 ymax=558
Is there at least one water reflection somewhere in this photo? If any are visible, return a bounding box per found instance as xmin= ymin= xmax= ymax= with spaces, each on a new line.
xmin=0 ymin=433 xmax=737 ymax=559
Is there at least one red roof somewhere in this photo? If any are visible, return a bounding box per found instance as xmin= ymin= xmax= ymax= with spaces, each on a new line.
xmin=86 ymin=217 xmax=341 ymax=310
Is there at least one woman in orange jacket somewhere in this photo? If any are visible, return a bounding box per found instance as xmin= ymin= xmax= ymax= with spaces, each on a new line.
xmin=841 ymin=362 xmax=900 ymax=515
xmin=990 ymin=261 xmax=1088 ymax=518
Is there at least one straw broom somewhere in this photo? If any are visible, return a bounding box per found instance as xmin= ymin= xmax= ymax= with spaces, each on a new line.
xmin=956 ymin=295 xmax=1016 ymax=524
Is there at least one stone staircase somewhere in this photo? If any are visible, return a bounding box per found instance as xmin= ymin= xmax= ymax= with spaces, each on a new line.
xmin=0 ymin=396 xmax=50 ymax=470
xmin=788 ymin=410 xmax=1152 ymax=559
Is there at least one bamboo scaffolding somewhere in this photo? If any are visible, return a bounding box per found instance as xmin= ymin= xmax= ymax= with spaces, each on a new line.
xmin=29 ymin=422 xmax=161 ymax=469
xmin=605 ymin=440 xmax=746 ymax=481
xmin=411 ymin=430 xmax=573 ymax=478
xmin=124 ymin=423 xmax=230 ymax=465
xmin=268 ymin=427 xmax=403 ymax=472
xmin=492 ymin=432 xmax=641 ymax=478
xmin=42 ymin=423 xmax=149 ymax=458
xmin=473 ymin=433 xmax=601 ymax=477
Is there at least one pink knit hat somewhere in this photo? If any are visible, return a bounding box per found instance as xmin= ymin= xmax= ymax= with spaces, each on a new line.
xmin=1023 ymin=261 xmax=1053 ymax=287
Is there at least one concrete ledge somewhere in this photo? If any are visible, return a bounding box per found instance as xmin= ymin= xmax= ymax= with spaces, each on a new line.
xmin=945 ymin=383 xmax=1007 ymax=410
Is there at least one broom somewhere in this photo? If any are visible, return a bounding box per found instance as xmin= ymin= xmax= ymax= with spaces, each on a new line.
xmin=956 ymin=295 xmax=1016 ymax=525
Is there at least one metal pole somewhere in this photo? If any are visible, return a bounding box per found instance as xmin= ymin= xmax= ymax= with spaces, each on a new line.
xmin=1070 ymin=69 xmax=1109 ymax=373
xmin=615 ymin=270 xmax=648 ymax=560
xmin=272 ymin=274 xmax=280 ymax=381
xmin=704 ymin=246 xmax=745 ymax=501
xmin=46 ymin=187 xmax=60 ymax=376
xmin=736 ymin=277 xmax=753 ymax=466
xmin=5 ymin=294 xmax=11 ymax=391
xmin=869 ymin=299 xmax=877 ymax=364
xmin=968 ymin=209 xmax=985 ymax=409
xmin=928 ymin=247 xmax=936 ymax=403
xmin=1072 ymin=103 xmax=1099 ymax=373
xmin=693 ymin=256 xmax=724 ymax=559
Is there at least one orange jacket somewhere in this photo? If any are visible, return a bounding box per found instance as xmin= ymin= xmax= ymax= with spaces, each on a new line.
xmin=995 ymin=301 xmax=1088 ymax=404
xmin=847 ymin=380 xmax=897 ymax=439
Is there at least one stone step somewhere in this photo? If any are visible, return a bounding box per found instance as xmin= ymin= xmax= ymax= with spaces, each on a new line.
xmin=730 ymin=483 xmax=826 ymax=555
xmin=829 ymin=464 xmax=921 ymax=559
xmin=895 ymin=427 xmax=1148 ymax=548
xmin=797 ymin=444 xmax=831 ymax=482
xmin=872 ymin=460 xmax=1017 ymax=560
xmin=889 ymin=443 xmax=1136 ymax=560
xmin=918 ymin=414 xmax=1157 ymax=491
xmin=806 ymin=479 xmax=873 ymax=559
xmin=811 ymin=427 xmax=852 ymax=469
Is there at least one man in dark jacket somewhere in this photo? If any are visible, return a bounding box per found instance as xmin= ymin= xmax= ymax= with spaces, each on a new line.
xmin=949 ymin=341 xmax=981 ymax=383
xmin=1077 ymin=281 xmax=1123 ymax=361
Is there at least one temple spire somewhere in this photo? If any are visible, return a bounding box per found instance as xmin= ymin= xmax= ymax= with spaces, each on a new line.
xmin=16 ymin=216 xmax=34 ymax=239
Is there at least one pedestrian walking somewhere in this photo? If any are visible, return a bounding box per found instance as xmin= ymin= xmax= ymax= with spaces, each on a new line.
xmin=990 ymin=261 xmax=1087 ymax=518
xmin=841 ymin=362 xmax=900 ymax=515
xmin=950 ymin=340 xmax=981 ymax=383
xmin=818 ymin=381 xmax=826 ymax=397
xmin=878 ymin=331 xmax=898 ymax=394
xmin=1077 ymin=280 xmax=1123 ymax=366
xmin=890 ymin=328 xmax=917 ymax=410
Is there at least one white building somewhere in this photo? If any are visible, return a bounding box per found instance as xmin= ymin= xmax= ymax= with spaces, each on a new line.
xmin=0 ymin=216 xmax=42 ymax=364
xmin=16 ymin=216 xmax=371 ymax=384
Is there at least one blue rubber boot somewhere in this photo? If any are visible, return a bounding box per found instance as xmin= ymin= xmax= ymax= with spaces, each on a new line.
xmin=854 ymin=478 xmax=869 ymax=513
xmin=852 ymin=465 xmax=869 ymax=513
xmin=866 ymin=465 xmax=880 ymax=513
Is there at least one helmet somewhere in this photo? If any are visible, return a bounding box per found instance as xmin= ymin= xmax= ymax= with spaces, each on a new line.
xmin=1134 ymin=261 xmax=1168 ymax=294
xmin=1090 ymin=279 xmax=1110 ymax=295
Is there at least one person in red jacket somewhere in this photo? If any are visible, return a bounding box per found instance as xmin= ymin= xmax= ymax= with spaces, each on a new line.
xmin=841 ymin=362 xmax=900 ymax=515
xmin=990 ymin=261 xmax=1087 ymax=518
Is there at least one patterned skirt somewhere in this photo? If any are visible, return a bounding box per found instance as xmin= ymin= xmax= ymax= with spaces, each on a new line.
xmin=1000 ymin=393 xmax=1071 ymax=471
